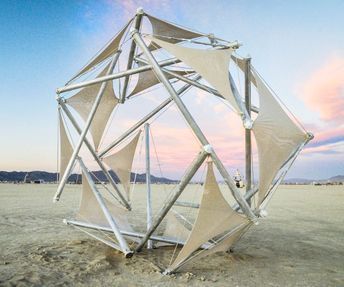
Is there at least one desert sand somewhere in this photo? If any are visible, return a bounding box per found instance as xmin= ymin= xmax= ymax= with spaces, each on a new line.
xmin=0 ymin=183 xmax=343 ymax=286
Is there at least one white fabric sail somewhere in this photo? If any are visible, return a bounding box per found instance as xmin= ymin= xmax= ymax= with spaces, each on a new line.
xmin=76 ymin=172 xmax=133 ymax=231
xmin=163 ymin=212 xmax=191 ymax=243
xmin=252 ymin=70 xmax=307 ymax=206
xmin=129 ymin=63 xmax=192 ymax=97
xmin=147 ymin=14 xmax=203 ymax=51
xmin=103 ymin=131 xmax=141 ymax=200
xmin=150 ymin=37 xmax=240 ymax=112
xmin=59 ymin=113 xmax=74 ymax=181
xmin=181 ymin=223 xmax=251 ymax=266
xmin=67 ymin=65 xmax=118 ymax=150
xmin=70 ymin=20 xmax=132 ymax=82
xmin=231 ymin=55 xmax=257 ymax=87
xmin=168 ymin=162 xmax=248 ymax=271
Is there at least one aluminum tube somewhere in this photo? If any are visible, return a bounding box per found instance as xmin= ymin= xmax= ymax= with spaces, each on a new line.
xmin=120 ymin=9 xmax=144 ymax=103
xmin=132 ymin=29 xmax=210 ymax=146
xmin=54 ymin=52 xmax=120 ymax=202
xmin=174 ymin=201 xmax=200 ymax=209
xmin=132 ymin=29 xmax=257 ymax=223
xmin=244 ymin=57 xmax=252 ymax=206
xmin=134 ymin=56 xmax=259 ymax=114
xmin=144 ymin=123 xmax=153 ymax=249
xmin=65 ymin=219 xmax=187 ymax=246
xmin=58 ymin=100 xmax=131 ymax=210
xmin=57 ymin=58 xmax=180 ymax=94
xmin=78 ymin=158 xmax=133 ymax=257
xmin=98 ymin=75 xmax=202 ymax=158
xmin=135 ymin=150 xmax=209 ymax=252
xmin=210 ymin=152 xmax=257 ymax=222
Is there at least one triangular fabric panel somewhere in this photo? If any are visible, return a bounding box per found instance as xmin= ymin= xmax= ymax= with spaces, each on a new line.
xmin=231 ymin=55 xmax=257 ymax=87
xmin=103 ymin=131 xmax=141 ymax=200
xmin=184 ymin=223 xmax=251 ymax=265
xmin=252 ymin=70 xmax=307 ymax=206
xmin=147 ymin=14 xmax=203 ymax=51
xmin=169 ymin=162 xmax=248 ymax=271
xmin=163 ymin=212 xmax=191 ymax=243
xmin=70 ymin=20 xmax=132 ymax=81
xmin=129 ymin=63 xmax=192 ymax=97
xmin=59 ymin=113 xmax=74 ymax=181
xmin=150 ymin=37 xmax=240 ymax=113
xmin=67 ymin=65 xmax=118 ymax=150
xmin=76 ymin=172 xmax=133 ymax=232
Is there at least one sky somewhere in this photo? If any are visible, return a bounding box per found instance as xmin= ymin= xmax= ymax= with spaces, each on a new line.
xmin=0 ymin=0 xmax=343 ymax=180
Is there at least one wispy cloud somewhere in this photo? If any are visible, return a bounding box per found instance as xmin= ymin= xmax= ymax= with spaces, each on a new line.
xmin=298 ymin=55 xmax=344 ymax=157
xmin=300 ymin=55 xmax=344 ymax=124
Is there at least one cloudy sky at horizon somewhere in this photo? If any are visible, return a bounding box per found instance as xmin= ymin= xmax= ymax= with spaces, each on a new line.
xmin=0 ymin=0 xmax=343 ymax=180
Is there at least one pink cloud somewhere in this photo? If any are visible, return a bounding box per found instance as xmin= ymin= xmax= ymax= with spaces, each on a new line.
xmin=300 ymin=55 xmax=344 ymax=124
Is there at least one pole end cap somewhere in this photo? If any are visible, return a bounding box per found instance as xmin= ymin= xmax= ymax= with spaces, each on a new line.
xmin=307 ymin=132 xmax=314 ymax=140
xmin=259 ymin=209 xmax=268 ymax=218
xmin=203 ymin=144 xmax=213 ymax=154
xmin=243 ymin=118 xmax=253 ymax=129
xmin=124 ymin=251 xmax=134 ymax=258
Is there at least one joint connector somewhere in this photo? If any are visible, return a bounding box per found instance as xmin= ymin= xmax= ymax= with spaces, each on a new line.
xmin=243 ymin=118 xmax=253 ymax=129
xmin=203 ymin=144 xmax=213 ymax=154
xmin=62 ymin=219 xmax=68 ymax=225
xmin=307 ymin=132 xmax=314 ymax=140
xmin=136 ymin=7 xmax=144 ymax=14
xmin=228 ymin=40 xmax=243 ymax=49
xmin=163 ymin=269 xmax=172 ymax=275
xmin=259 ymin=209 xmax=268 ymax=218
xmin=53 ymin=197 xmax=59 ymax=203
xmin=129 ymin=27 xmax=139 ymax=36
xmin=124 ymin=251 xmax=134 ymax=258
xmin=56 ymin=96 xmax=66 ymax=103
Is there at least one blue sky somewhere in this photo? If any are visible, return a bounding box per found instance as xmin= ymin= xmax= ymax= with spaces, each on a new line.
xmin=0 ymin=0 xmax=343 ymax=179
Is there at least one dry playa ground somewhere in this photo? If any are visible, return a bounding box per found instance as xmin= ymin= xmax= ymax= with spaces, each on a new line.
xmin=0 ymin=183 xmax=343 ymax=287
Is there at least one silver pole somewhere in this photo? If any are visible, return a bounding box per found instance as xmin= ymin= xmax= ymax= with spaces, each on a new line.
xmin=232 ymin=187 xmax=258 ymax=212
xmin=259 ymin=134 xmax=312 ymax=210
xmin=134 ymin=58 xmax=259 ymax=114
xmin=58 ymin=100 xmax=131 ymax=210
xmin=233 ymin=134 xmax=313 ymax=212
xmin=136 ymin=149 xmax=209 ymax=252
xmin=120 ymin=8 xmax=144 ymax=103
xmin=56 ymin=58 xmax=180 ymax=94
xmin=175 ymin=201 xmax=199 ymax=209
xmin=228 ymin=72 xmax=252 ymax=128
xmin=99 ymin=75 xmax=202 ymax=158
xmin=70 ymin=221 xmax=121 ymax=250
xmin=131 ymin=30 xmax=209 ymax=145
xmin=131 ymin=29 xmax=257 ymax=222
xmin=210 ymin=151 xmax=257 ymax=222
xmin=244 ymin=57 xmax=252 ymax=206
xmin=144 ymin=123 xmax=153 ymax=249
xmin=65 ymin=219 xmax=192 ymax=246
xmin=54 ymin=51 xmax=121 ymax=202
xmin=78 ymin=158 xmax=133 ymax=257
